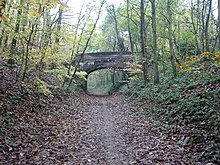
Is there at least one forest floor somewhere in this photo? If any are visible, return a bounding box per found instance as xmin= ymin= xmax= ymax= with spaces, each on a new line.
xmin=1 ymin=90 xmax=209 ymax=164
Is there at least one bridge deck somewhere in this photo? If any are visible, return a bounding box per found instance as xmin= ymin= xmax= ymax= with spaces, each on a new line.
xmin=74 ymin=52 xmax=137 ymax=74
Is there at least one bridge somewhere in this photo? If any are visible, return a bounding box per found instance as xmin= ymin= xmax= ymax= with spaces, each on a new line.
xmin=72 ymin=52 xmax=137 ymax=91
xmin=73 ymin=52 xmax=134 ymax=74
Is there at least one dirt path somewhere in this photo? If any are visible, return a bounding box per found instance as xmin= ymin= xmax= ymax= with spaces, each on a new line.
xmin=2 ymin=93 xmax=202 ymax=164
xmin=74 ymin=97 xmax=125 ymax=165
xmin=70 ymin=94 xmax=198 ymax=164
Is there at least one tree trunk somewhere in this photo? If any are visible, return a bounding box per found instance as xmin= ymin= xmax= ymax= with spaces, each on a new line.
xmin=201 ymin=0 xmax=206 ymax=52
xmin=126 ymin=0 xmax=134 ymax=53
xmin=218 ymin=0 xmax=220 ymax=50
xmin=162 ymin=44 xmax=166 ymax=76
xmin=205 ymin=0 xmax=212 ymax=52
xmin=150 ymin=0 xmax=159 ymax=84
xmin=0 ymin=29 xmax=4 ymax=50
xmin=22 ymin=22 xmax=36 ymax=81
xmin=11 ymin=0 xmax=23 ymax=53
xmin=3 ymin=34 xmax=8 ymax=52
xmin=191 ymin=1 xmax=200 ymax=53
xmin=110 ymin=5 xmax=125 ymax=52
xmin=55 ymin=7 xmax=63 ymax=44
xmin=0 ymin=0 xmax=6 ymax=49
xmin=140 ymin=0 xmax=149 ymax=84
xmin=167 ymin=0 xmax=177 ymax=77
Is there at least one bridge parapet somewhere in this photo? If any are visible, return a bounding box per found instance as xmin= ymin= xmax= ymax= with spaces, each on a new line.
xmin=73 ymin=52 xmax=134 ymax=74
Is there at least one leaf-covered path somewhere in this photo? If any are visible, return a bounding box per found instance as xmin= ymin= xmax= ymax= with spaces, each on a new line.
xmin=2 ymin=93 xmax=203 ymax=164
xmin=73 ymin=94 xmax=197 ymax=165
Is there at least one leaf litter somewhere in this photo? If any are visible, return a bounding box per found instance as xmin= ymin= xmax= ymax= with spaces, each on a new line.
xmin=1 ymin=91 xmax=212 ymax=164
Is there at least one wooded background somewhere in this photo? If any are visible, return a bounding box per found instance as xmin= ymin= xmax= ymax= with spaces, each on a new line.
xmin=0 ymin=0 xmax=219 ymax=86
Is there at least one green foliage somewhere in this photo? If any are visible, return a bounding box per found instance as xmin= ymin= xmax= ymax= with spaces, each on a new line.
xmin=46 ymin=68 xmax=71 ymax=80
xmin=31 ymin=78 xmax=51 ymax=95
xmin=55 ymin=83 xmax=79 ymax=94
xmin=76 ymin=71 xmax=88 ymax=80
xmin=121 ymin=62 xmax=220 ymax=161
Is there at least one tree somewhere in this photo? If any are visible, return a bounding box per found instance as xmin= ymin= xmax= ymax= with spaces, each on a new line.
xmin=140 ymin=0 xmax=149 ymax=84
xmin=55 ymin=7 xmax=63 ymax=44
xmin=150 ymin=0 xmax=159 ymax=84
xmin=190 ymin=0 xmax=201 ymax=54
xmin=11 ymin=0 xmax=23 ymax=53
xmin=107 ymin=4 xmax=125 ymax=52
xmin=218 ymin=0 xmax=220 ymax=50
xmin=126 ymin=0 xmax=134 ymax=52
xmin=205 ymin=0 xmax=212 ymax=52
xmin=167 ymin=0 xmax=177 ymax=77
xmin=0 ymin=0 xmax=6 ymax=48
xmin=22 ymin=21 xmax=36 ymax=80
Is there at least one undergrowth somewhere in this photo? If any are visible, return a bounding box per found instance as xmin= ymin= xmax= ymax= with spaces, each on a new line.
xmin=121 ymin=62 xmax=220 ymax=163
xmin=0 ymin=58 xmax=83 ymax=153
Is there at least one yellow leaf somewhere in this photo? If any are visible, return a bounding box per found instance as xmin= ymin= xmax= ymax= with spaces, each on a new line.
xmin=35 ymin=12 xmax=40 ymax=18
xmin=180 ymin=66 xmax=191 ymax=71
xmin=175 ymin=62 xmax=181 ymax=67
xmin=29 ymin=9 xmax=35 ymax=18
xmin=42 ymin=0 xmax=47 ymax=5
xmin=201 ymin=52 xmax=212 ymax=57
xmin=0 ymin=15 xmax=7 ymax=22
xmin=0 ymin=8 xmax=5 ymax=13
xmin=1 ymin=15 xmax=8 ymax=21
xmin=214 ymin=52 xmax=220 ymax=60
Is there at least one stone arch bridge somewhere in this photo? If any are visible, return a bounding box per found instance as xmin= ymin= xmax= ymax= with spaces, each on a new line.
xmin=74 ymin=52 xmax=133 ymax=74
xmin=73 ymin=52 xmax=136 ymax=91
